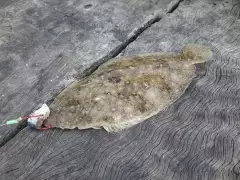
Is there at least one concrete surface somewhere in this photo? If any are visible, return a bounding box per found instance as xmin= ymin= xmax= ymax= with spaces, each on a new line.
xmin=1 ymin=0 xmax=240 ymax=180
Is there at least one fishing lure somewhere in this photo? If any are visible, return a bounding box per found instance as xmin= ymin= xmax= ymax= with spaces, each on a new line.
xmin=0 ymin=104 xmax=50 ymax=130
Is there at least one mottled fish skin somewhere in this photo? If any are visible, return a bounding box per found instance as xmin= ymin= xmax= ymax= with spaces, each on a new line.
xmin=45 ymin=44 xmax=212 ymax=132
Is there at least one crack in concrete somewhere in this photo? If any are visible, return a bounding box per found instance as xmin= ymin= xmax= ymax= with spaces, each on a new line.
xmin=0 ymin=0 xmax=184 ymax=147
xmin=79 ymin=0 xmax=184 ymax=79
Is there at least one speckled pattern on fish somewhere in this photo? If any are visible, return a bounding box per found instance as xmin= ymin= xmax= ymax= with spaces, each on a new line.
xmin=44 ymin=44 xmax=212 ymax=132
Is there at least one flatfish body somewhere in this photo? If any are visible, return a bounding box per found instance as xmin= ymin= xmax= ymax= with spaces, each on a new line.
xmin=44 ymin=44 xmax=212 ymax=132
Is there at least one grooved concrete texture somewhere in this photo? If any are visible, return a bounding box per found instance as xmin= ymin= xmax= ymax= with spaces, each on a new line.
xmin=1 ymin=0 xmax=240 ymax=180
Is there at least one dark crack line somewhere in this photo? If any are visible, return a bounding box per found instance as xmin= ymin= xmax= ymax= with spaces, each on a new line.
xmin=0 ymin=121 xmax=28 ymax=148
xmin=77 ymin=16 xmax=161 ymax=79
xmin=0 ymin=0 xmax=184 ymax=148
xmin=168 ymin=0 xmax=184 ymax=13
xmin=78 ymin=0 xmax=184 ymax=79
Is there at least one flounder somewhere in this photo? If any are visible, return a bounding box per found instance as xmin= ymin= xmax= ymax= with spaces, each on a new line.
xmin=43 ymin=44 xmax=212 ymax=132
